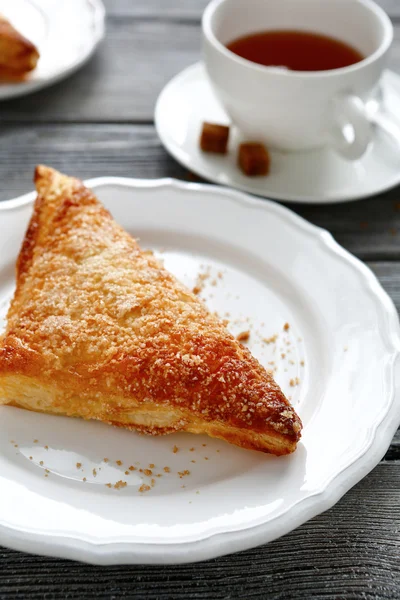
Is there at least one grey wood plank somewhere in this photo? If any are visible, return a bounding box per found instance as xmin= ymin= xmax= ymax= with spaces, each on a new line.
xmin=2 ymin=123 xmax=400 ymax=261
xmin=1 ymin=19 xmax=400 ymax=123
xmin=102 ymin=0 xmax=400 ymax=20
xmin=0 ymin=462 xmax=399 ymax=599
xmin=102 ymin=0 xmax=209 ymax=19
xmin=379 ymin=0 xmax=400 ymax=18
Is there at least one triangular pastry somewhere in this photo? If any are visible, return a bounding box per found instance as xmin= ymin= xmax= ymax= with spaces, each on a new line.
xmin=0 ymin=167 xmax=302 ymax=455
xmin=0 ymin=14 xmax=39 ymax=76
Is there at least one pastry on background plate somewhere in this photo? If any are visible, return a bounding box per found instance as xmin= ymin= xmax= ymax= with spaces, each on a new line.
xmin=0 ymin=14 xmax=39 ymax=77
xmin=0 ymin=166 xmax=302 ymax=455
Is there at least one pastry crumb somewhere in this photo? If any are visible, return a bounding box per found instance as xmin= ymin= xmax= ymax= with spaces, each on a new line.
xmin=191 ymin=460 xmax=196 ymax=463
xmin=143 ymin=469 xmax=152 ymax=476
xmin=125 ymin=470 xmax=130 ymax=475
xmin=300 ymin=360 xmax=305 ymax=366
xmin=189 ymin=447 xmax=195 ymax=452
xmin=139 ymin=484 xmax=150 ymax=493
xmin=151 ymin=478 xmax=155 ymax=487
xmin=29 ymin=456 xmax=33 ymax=460
xmin=34 ymin=439 xmax=38 ymax=443
xmin=39 ymin=461 xmax=44 ymax=466
xmin=129 ymin=466 xmax=136 ymax=471
xmin=114 ymin=480 xmax=127 ymax=490
xmin=105 ymin=483 xmax=112 ymax=488
xmin=44 ymin=445 xmax=49 ymax=450
xmin=164 ymin=466 xmax=171 ymax=473
xmin=289 ymin=377 xmax=300 ymax=387
xmin=178 ymin=470 xmax=190 ymax=478
xmin=103 ymin=458 xmax=109 ymax=463
xmin=83 ymin=477 xmax=87 ymax=482
xmin=204 ymin=457 xmax=209 ymax=460
xmin=93 ymin=468 xmax=97 ymax=477
xmin=172 ymin=445 xmax=179 ymax=454
xmin=263 ymin=334 xmax=278 ymax=344
xmin=76 ymin=462 xmax=82 ymax=469
xmin=149 ymin=463 xmax=155 ymax=469
xmin=237 ymin=330 xmax=250 ymax=342
xmin=116 ymin=460 xmax=123 ymax=466
xmin=283 ymin=322 xmax=290 ymax=331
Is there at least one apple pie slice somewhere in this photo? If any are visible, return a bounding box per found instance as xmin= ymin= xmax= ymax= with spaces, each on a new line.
xmin=0 ymin=166 xmax=302 ymax=455
xmin=0 ymin=14 xmax=39 ymax=77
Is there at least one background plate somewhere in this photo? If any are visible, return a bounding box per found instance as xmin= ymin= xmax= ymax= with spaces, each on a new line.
xmin=0 ymin=178 xmax=399 ymax=564
xmin=0 ymin=0 xmax=105 ymax=100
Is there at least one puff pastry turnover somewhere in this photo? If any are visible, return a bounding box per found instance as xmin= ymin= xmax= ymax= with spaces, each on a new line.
xmin=0 ymin=14 xmax=39 ymax=76
xmin=0 ymin=166 xmax=302 ymax=455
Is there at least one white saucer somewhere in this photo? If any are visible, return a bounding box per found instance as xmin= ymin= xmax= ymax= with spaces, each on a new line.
xmin=0 ymin=179 xmax=399 ymax=564
xmin=155 ymin=63 xmax=400 ymax=204
xmin=0 ymin=0 xmax=105 ymax=100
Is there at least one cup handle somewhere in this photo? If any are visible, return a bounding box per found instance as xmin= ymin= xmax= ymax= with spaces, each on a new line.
xmin=329 ymin=93 xmax=372 ymax=161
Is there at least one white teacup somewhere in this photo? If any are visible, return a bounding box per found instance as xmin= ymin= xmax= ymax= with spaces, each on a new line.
xmin=202 ymin=0 xmax=393 ymax=160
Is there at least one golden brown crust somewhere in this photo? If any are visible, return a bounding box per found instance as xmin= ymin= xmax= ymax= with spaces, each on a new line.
xmin=0 ymin=166 xmax=302 ymax=455
xmin=0 ymin=15 xmax=39 ymax=76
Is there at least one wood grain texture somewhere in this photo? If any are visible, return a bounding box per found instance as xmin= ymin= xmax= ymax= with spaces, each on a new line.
xmin=378 ymin=0 xmax=400 ymax=18
xmin=102 ymin=0 xmax=209 ymax=18
xmin=0 ymin=19 xmax=400 ymax=123
xmin=0 ymin=463 xmax=399 ymax=599
xmin=102 ymin=0 xmax=400 ymax=20
xmin=1 ymin=123 xmax=400 ymax=261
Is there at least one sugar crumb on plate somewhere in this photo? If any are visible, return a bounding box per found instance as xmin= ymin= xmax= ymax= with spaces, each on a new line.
xmin=114 ymin=480 xmax=127 ymax=490
xmin=236 ymin=330 xmax=250 ymax=343
xmin=178 ymin=470 xmax=190 ymax=478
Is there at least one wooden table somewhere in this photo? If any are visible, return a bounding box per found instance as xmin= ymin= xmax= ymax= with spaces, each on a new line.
xmin=1 ymin=1 xmax=400 ymax=597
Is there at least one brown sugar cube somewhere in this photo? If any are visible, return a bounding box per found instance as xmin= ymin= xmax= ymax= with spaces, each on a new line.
xmin=200 ymin=122 xmax=230 ymax=154
xmin=238 ymin=142 xmax=270 ymax=176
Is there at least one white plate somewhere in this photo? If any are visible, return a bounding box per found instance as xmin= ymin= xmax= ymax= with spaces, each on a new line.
xmin=0 ymin=178 xmax=399 ymax=565
xmin=155 ymin=63 xmax=400 ymax=204
xmin=0 ymin=0 xmax=105 ymax=100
